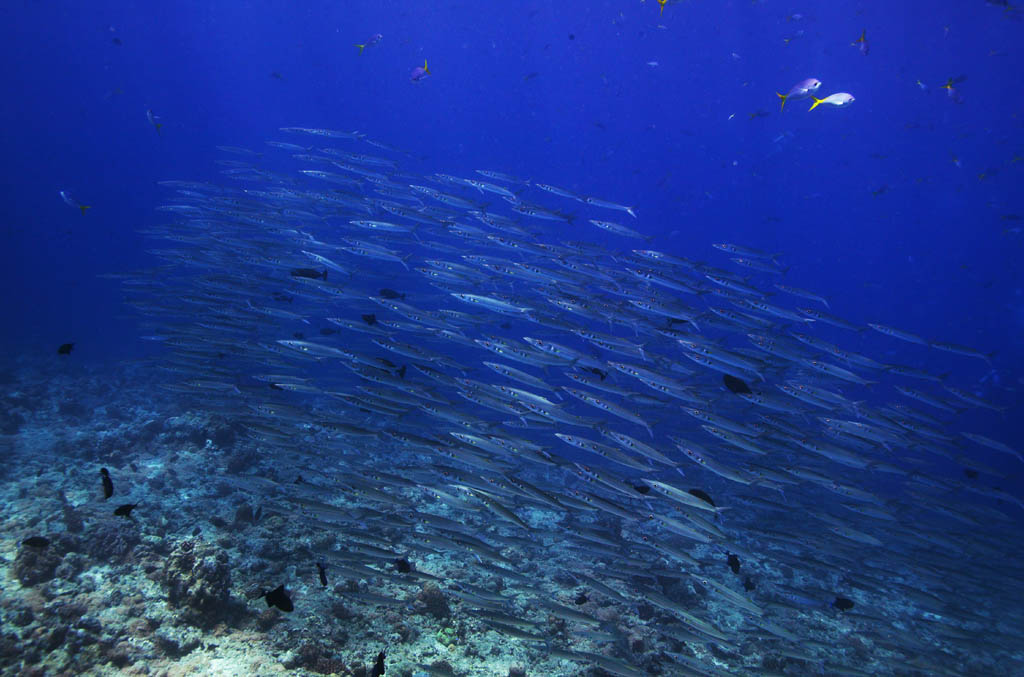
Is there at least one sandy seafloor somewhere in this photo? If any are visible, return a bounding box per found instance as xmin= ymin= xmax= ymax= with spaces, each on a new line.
xmin=1 ymin=356 xmax=1021 ymax=677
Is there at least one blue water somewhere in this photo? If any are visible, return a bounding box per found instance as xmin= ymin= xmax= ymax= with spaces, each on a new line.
xmin=1 ymin=3 xmax=1022 ymax=673
xmin=5 ymin=1 xmax=1018 ymax=447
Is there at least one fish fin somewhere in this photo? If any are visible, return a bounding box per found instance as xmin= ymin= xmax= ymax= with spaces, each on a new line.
xmin=423 ymin=59 xmax=430 ymax=74
xmin=79 ymin=205 xmax=91 ymax=215
xmin=776 ymin=92 xmax=786 ymax=111
xmin=808 ymin=97 xmax=824 ymax=111
xmin=626 ymin=206 xmax=637 ymax=219
xmin=356 ymin=44 xmax=365 ymax=54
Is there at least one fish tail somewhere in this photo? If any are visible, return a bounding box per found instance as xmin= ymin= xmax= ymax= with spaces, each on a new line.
xmin=423 ymin=59 xmax=430 ymax=74
xmin=776 ymin=92 xmax=786 ymax=111
xmin=79 ymin=205 xmax=91 ymax=215
xmin=155 ymin=122 xmax=162 ymax=135
xmin=808 ymin=97 xmax=823 ymax=111
xmin=356 ymin=44 xmax=365 ymax=54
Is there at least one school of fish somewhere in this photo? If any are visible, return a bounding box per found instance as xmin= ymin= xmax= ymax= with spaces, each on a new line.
xmin=116 ymin=126 xmax=1023 ymax=676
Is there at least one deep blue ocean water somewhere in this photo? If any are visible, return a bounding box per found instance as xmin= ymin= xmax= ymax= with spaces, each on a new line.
xmin=4 ymin=1 xmax=1018 ymax=461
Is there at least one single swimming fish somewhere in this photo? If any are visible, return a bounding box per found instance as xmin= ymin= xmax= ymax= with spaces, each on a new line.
xmin=411 ymin=59 xmax=430 ymax=82
xmin=776 ymin=78 xmax=821 ymax=111
xmin=808 ymin=92 xmax=855 ymax=111
xmin=59 ymin=190 xmax=90 ymax=215
xmin=356 ymin=33 xmax=383 ymax=54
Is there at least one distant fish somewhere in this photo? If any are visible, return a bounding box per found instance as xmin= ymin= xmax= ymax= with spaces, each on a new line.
xmin=379 ymin=288 xmax=405 ymax=300
xmin=574 ymin=593 xmax=589 ymax=605
xmin=394 ymin=557 xmax=412 ymax=573
xmin=262 ymin=584 xmax=294 ymax=612
xmin=723 ymin=374 xmax=752 ymax=394
xmin=57 ymin=343 xmax=74 ymax=355
xmin=146 ymin=109 xmax=163 ymax=135
xmin=727 ymin=553 xmax=741 ymax=574
xmin=356 ymin=33 xmax=383 ymax=54
xmin=113 ymin=503 xmax=139 ymax=518
xmin=22 ymin=536 xmax=50 ymax=548
xmin=370 ymin=650 xmax=386 ymax=677
xmin=743 ymin=577 xmax=756 ymax=591
xmin=688 ymin=489 xmax=716 ymax=507
xmin=290 ymin=268 xmax=327 ymax=280
xmin=59 ymin=191 xmax=90 ymax=215
xmin=316 ymin=561 xmax=328 ymax=588
xmin=100 ymin=467 xmax=114 ymax=499
xmin=833 ymin=596 xmax=855 ymax=611
xmin=362 ymin=314 xmax=377 ymax=326
xmin=411 ymin=59 xmax=431 ymax=82
xmin=852 ymin=29 xmax=869 ymax=56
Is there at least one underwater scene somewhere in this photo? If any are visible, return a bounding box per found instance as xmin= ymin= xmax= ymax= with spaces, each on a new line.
xmin=2 ymin=2 xmax=1023 ymax=676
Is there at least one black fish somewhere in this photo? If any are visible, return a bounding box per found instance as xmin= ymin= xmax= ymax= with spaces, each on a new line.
xmin=582 ymin=367 xmax=607 ymax=381
xmin=379 ymin=288 xmax=405 ymax=300
xmin=100 ymin=467 xmax=114 ymax=499
xmin=723 ymin=374 xmax=751 ymax=394
xmin=395 ymin=365 xmax=407 ymax=379
xmin=833 ymin=596 xmax=855 ymax=611
xmin=743 ymin=577 xmax=756 ymax=592
xmin=394 ymin=557 xmax=412 ymax=574
xmin=727 ymin=553 xmax=740 ymax=574
xmin=574 ymin=593 xmax=588 ymax=605
xmin=291 ymin=267 xmax=327 ymax=280
xmin=22 ymin=536 xmax=50 ymax=548
xmin=57 ymin=343 xmax=74 ymax=355
xmin=361 ymin=313 xmax=377 ymax=326
xmin=320 ymin=327 xmax=338 ymax=335
xmin=263 ymin=584 xmax=294 ymax=612
xmin=963 ymin=468 xmax=978 ymax=479
xmin=293 ymin=332 xmax=305 ymax=340
xmin=316 ymin=561 xmax=328 ymax=587
xmin=633 ymin=484 xmax=651 ymax=495
xmin=370 ymin=650 xmax=386 ymax=677
xmin=113 ymin=503 xmax=139 ymax=518
xmin=111 ymin=37 xmax=122 ymax=46
xmin=688 ymin=489 xmax=716 ymax=507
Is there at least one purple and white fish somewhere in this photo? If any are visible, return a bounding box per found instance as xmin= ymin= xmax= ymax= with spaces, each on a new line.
xmin=410 ymin=59 xmax=431 ymax=82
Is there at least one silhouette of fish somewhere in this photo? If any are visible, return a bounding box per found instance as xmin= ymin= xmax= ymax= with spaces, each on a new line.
xmin=262 ymin=584 xmax=294 ymax=612
xmin=100 ymin=467 xmax=114 ymax=499
xmin=833 ymin=596 xmax=855 ymax=611
xmin=727 ymin=553 xmax=741 ymax=574
xmin=370 ymin=650 xmax=386 ymax=677
xmin=317 ymin=561 xmax=328 ymax=587
xmin=57 ymin=343 xmax=74 ymax=355
xmin=723 ymin=374 xmax=751 ymax=394
xmin=22 ymin=536 xmax=50 ymax=548
xmin=114 ymin=503 xmax=139 ymax=518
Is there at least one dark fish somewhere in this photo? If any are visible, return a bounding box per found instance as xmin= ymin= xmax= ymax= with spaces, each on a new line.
xmin=688 ymin=489 xmax=715 ymax=507
xmin=100 ymin=467 xmax=114 ymax=499
xmin=293 ymin=332 xmax=305 ymax=340
xmin=111 ymin=37 xmax=122 ymax=46
xmin=263 ymin=584 xmax=294 ymax=612
xmin=291 ymin=267 xmax=327 ymax=280
xmin=833 ymin=596 xmax=855 ymax=611
xmin=361 ymin=314 xmax=377 ymax=326
xmin=394 ymin=557 xmax=412 ymax=573
xmin=743 ymin=577 xmax=756 ymax=592
xmin=370 ymin=650 xmax=386 ymax=677
xmin=22 ymin=536 xmax=50 ymax=548
xmin=379 ymin=288 xmax=405 ymax=300
xmin=320 ymin=328 xmax=338 ymax=335
xmin=272 ymin=292 xmax=293 ymax=303
xmin=574 ymin=593 xmax=588 ymax=605
xmin=723 ymin=374 xmax=751 ymax=394
xmin=395 ymin=365 xmax=407 ymax=379
xmin=57 ymin=343 xmax=74 ymax=355
xmin=963 ymin=468 xmax=978 ymax=479
xmin=113 ymin=503 xmax=139 ymax=518
xmin=727 ymin=553 xmax=741 ymax=574
xmin=582 ymin=367 xmax=607 ymax=381
xmin=317 ymin=561 xmax=328 ymax=587
xmin=633 ymin=484 xmax=651 ymax=495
